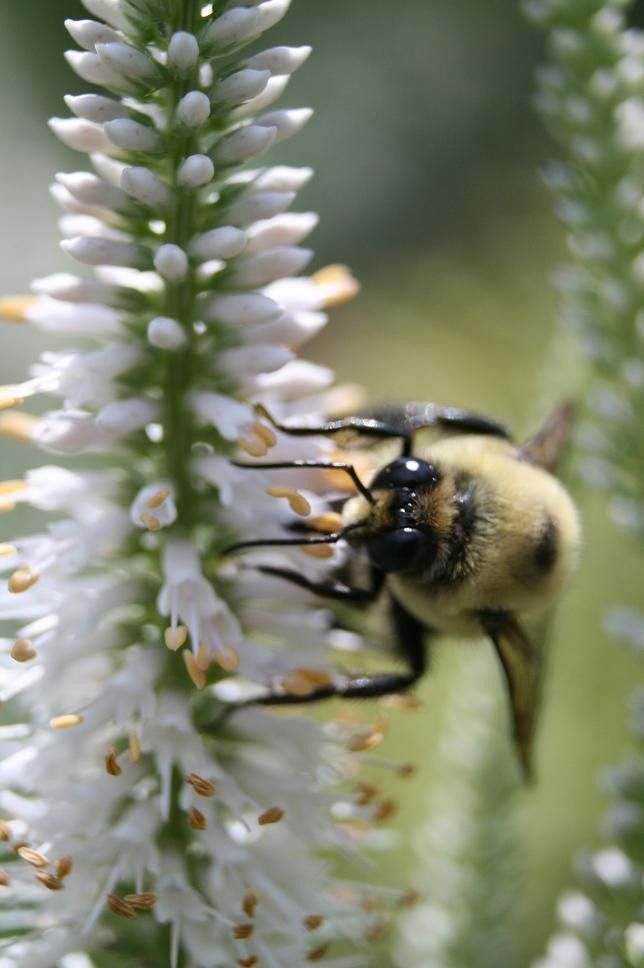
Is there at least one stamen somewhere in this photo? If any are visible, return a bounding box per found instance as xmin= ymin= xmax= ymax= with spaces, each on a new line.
xmin=238 ymin=427 xmax=269 ymax=457
xmin=364 ymin=916 xmax=390 ymax=943
xmin=372 ymin=799 xmax=397 ymax=822
xmin=8 ymin=567 xmax=39 ymax=594
xmin=300 ymin=544 xmax=333 ymax=559
xmin=257 ymin=806 xmax=284 ymax=826
xmin=232 ymin=923 xmax=254 ymax=940
xmin=0 ymin=870 xmax=9 ymax=887
xmin=253 ymin=422 xmax=277 ymax=448
xmin=183 ymin=651 xmax=206 ymax=689
xmin=139 ymin=513 xmax=161 ymax=531
xmin=265 ymin=485 xmax=311 ymax=516
xmin=187 ymin=773 xmax=216 ymax=797
xmin=306 ymin=944 xmax=329 ymax=961
xmin=281 ymin=667 xmax=332 ymax=697
xmin=50 ymin=714 xmax=84 ymax=729
xmin=123 ymin=892 xmax=158 ymax=909
xmin=0 ymin=821 xmax=10 ymax=841
xmin=380 ymin=693 xmax=421 ymax=710
xmin=35 ymin=871 xmax=64 ymax=891
xmin=355 ymin=782 xmax=379 ymax=806
xmin=0 ymin=544 xmax=17 ymax=556
xmin=0 ymin=480 xmax=27 ymax=495
xmin=237 ymin=957 xmax=258 ymax=967
xmin=303 ymin=915 xmax=323 ymax=931
xmin=107 ymin=894 xmax=137 ymax=919
xmin=17 ymin=846 xmax=50 ymax=868
xmin=195 ymin=642 xmax=213 ymax=671
xmin=128 ymin=734 xmax=141 ymax=763
xmin=10 ymin=638 xmax=36 ymax=662
xmin=214 ymin=645 xmax=240 ymax=672
xmin=307 ymin=512 xmax=343 ymax=533
xmin=56 ymin=856 xmax=73 ymax=879
xmin=0 ymin=295 xmax=35 ymax=323
xmin=398 ymin=763 xmax=417 ymax=778
xmin=105 ymin=748 xmax=122 ymax=777
xmin=0 ymin=393 xmax=24 ymax=411
xmin=311 ymin=263 xmax=360 ymax=307
xmin=188 ymin=806 xmax=207 ymax=830
xmin=398 ymin=889 xmax=420 ymax=908
xmin=242 ymin=891 xmax=257 ymax=918
xmin=164 ymin=624 xmax=188 ymax=651
xmin=147 ymin=487 xmax=171 ymax=508
xmin=0 ymin=411 xmax=38 ymax=443
xmin=346 ymin=721 xmax=385 ymax=753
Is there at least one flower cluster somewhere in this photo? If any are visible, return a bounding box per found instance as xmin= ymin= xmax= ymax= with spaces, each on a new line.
xmin=525 ymin=1 xmax=644 ymax=964
xmin=0 ymin=2 xmax=408 ymax=965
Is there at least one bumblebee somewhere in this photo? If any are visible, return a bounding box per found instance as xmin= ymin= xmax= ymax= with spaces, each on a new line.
xmin=225 ymin=402 xmax=581 ymax=777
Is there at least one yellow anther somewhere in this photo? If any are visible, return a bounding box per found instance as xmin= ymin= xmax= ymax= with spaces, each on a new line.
xmin=238 ymin=431 xmax=268 ymax=457
xmin=372 ymin=798 xmax=397 ymax=822
xmin=311 ymin=264 xmax=360 ymax=308
xmin=232 ymin=923 xmax=254 ymax=940
xmin=257 ymin=806 xmax=284 ymax=826
xmin=308 ymin=512 xmax=343 ymax=533
xmin=0 ymin=821 xmax=10 ymax=841
xmin=123 ymin=892 xmax=158 ymax=909
xmin=139 ymin=513 xmax=161 ymax=531
xmin=306 ymin=945 xmax=329 ymax=962
xmin=214 ymin=645 xmax=240 ymax=672
xmin=128 ymin=734 xmax=141 ymax=764
xmin=105 ymin=748 xmax=122 ymax=777
xmin=0 ymin=544 xmax=16 ymax=557
xmin=0 ymin=393 xmax=24 ymax=411
xmin=107 ymin=894 xmax=137 ymax=918
xmin=355 ymin=782 xmax=379 ymax=806
xmin=265 ymin=485 xmax=311 ymax=517
xmin=187 ymin=772 xmax=216 ymax=797
xmin=195 ymin=642 xmax=212 ymax=671
xmin=50 ymin=714 xmax=84 ymax=730
xmin=0 ymin=870 xmax=10 ymax=887
xmin=8 ymin=567 xmax=39 ymax=594
xmin=0 ymin=295 xmax=35 ymax=323
xmin=304 ymin=915 xmax=323 ymax=931
xmin=183 ymin=651 xmax=206 ymax=689
xmin=242 ymin=891 xmax=258 ymax=918
xmin=35 ymin=871 xmax=64 ymax=891
xmin=0 ymin=411 xmax=38 ymax=443
xmin=281 ymin=667 xmax=332 ymax=697
xmin=55 ymin=856 xmax=73 ymax=879
xmin=10 ymin=638 xmax=36 ymax=662
xmin=164 ymin=625 xmax=187 ymax=651
xmin=346 ymin=726 xmax=385 ymax=752
xmin=147 ymin=487 xmax=171 ymax=509
xmin=188 ymin=805 xmax=207 ymax=830
xmin=252 ymin=421 xmax=277 ymax=448
xmin=17 ymin=847 xmax=50 ymax=868
xmin=300 ymin=543 xmax=333 ymax=559
xmin=0 ymin=480 xmax=27 ymax=496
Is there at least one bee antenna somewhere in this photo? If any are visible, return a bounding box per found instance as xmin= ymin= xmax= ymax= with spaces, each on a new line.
xmin=230 ymin=458 xmax=375 ymax=505
xmin=222 ymin=520 xmax=366 ymax=556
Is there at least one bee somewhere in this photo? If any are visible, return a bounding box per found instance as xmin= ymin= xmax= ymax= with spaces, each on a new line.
xmin=225 ymin=402 xmax=581 ymax=778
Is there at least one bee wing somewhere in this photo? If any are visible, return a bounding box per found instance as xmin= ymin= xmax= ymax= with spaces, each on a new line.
xmin=518 ymin=402 xmax=574 ymax=473
xmin=485 ymin=612 xmax=550 ymax=780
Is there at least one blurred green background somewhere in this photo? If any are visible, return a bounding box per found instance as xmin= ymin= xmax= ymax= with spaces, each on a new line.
xmin=1 ymin=2 xmax=643 ymax=965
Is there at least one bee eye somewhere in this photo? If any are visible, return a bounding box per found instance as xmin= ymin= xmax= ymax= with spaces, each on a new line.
xmin=370 ymin=457 xmax=440 ymax=491
xmin=366 ymin=527 xmax=435 ymax=574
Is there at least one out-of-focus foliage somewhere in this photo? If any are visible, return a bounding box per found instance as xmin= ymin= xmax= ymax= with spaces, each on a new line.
xmin=0 ymin=2 xmax=642 ymax=965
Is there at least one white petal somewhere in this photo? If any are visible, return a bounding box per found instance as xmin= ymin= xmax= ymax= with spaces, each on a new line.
xmin=61 ymin=237 xmax=148 ymax=269
xmin=177 ymin=155 xmax=215 ymax=188
xmin=203 ymin=7 xmax=259 ymax=49
xmin=213 ymin=69 xmax=270 ymax=106
xmin=147 ymin=316 xmax=187 ymax=350
xmin=230 ymin=246 xmax=312 ymax=287
xmin=175 ymin=90 xmax=211 ymax=127
xmin=64 ymin=49 xmax=124 ymax=87
xmin=246 ymin=45 xmax=311 ymax=75
xmin=121 ymin=166 xmax=170 ymax=206
xmin=215 ymin=124 xmax=276 ymax=164
xmin=49 ymin=117 xmax=111 ymax=154
xmin=246 ymin=212 xmax=318 ymax=251
xmin=104 ymin=119 xmax=160 ymax=152
xmin=167 ymin=31 xmax=200 ymax=71
xmin=64 ymin=18 xmax=120 ymax=50
xmin=219 ymin=343 xmax=293 ymax=374
xmin=95 ymin=41 xmax=157 ymax=80
xmin=226 ymin=189 xmax=295 ymax=225
xmin=188 ymin=227 xmax=246 ymax=261
xmin=191 ymin=392 xmax=252 ymax=439
xmin=64 ymin=93 xmax=129 ymax=123
xmin=256 ymin=107 xmax=313 ymax=144
xmin=154 ymin=244 xmax=189 ymax=282
xmin=202 ymin=291 xmax=280 ymax=325
xmin=96 ymin=398 xmax=159 ymax=435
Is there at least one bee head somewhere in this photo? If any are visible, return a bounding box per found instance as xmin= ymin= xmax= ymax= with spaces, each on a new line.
xmin=363 ymin=458 xmax=441 ymax=574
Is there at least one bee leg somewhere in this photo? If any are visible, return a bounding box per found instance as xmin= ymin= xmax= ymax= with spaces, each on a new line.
xmin=249 ymin=563 xmax=384 ymax=604
xmin=221 ymin=595 xmax=428 ymax=711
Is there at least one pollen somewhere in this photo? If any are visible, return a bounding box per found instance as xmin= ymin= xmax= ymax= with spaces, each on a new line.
xmin=107 ymin=894 xmax=137 ymax=919
xmin=105 ymin=748 xmax=122 ymax=776
xmin=188 ymin=805 xmax=207 ymax=830
xmin=139 ymin=512 xmax=161 ymax=531
xmin=238 ymin=428 xmax=268 ymax=457
xmin=164 ymin=624 xmax=188 ymax=651
xmin=281 ymin=667 xmax=331 ymax=697
xmin=257 ymin=806 xmax=284 ymax=826
xmin=183 ymin=650 xmax=206 ymax=689
xmin=0 ymin=821 xmax=9 ymax=841
xmin=10 ymin=638 xmax=36 ymax=662
xmin=237 ymin=958 xmax=258 ymax=967
xmin=381 ymin=693 xmax=421 ymax=710
xmin=147 ymin=487 xmax=171 ymax=509
xmin=8 ymin=567 xmax=39 ymax=594
xmin=355 ymin=782 xmax=379 ymax=806
xmin=300 ymin=543 xmax=333 ymax=559
xmin=265 ymin=485 xmax=311 ymax=517
xmin=253 ymin=421 xmax=277 ymax=448
xmin=128 ymin=734 xmax=141 ymax=763
xmin=398 ymin=763 xmax=417 ymax=778
xmin=346 ymin=722 xmax=385 ymax=752
xmin=372 ymin=799 xmax=397 ymax=822
xmin=0 ymin=411 xmax=38 ymax=444
xmin=214 ymin=645 xmax=240 ymax=672
xmin=304 ymin=915 xmax=323 ymax=931
xmin=0 ymin=295 xmax=35 ymax=323
xmin=308 ymin=512 xmax=343 ymax=533
xmin=123 ymin=892 xmax=158 ymax=909
xmin=50 ymin=714 xmax=84 ymax=729
xmin=187 ymin=772 xmax=217 ymax=797
xmin=55 ymin=856 xmax=73 ymax=879
xmin=195 ymin=642 xmax=213 ymax=671
xmin=0 ymin=870 xmax=9 ymax=887
xmin=0 ymin=480 xmax=27 ymax=496
xmin=0 ymin=392 xmax=24 ymax=411
xmin=232 ymin=923 xmax=254 ymax=940
xmin=0 ymin=544 xmax=17 ymax=556
xmin=17 ymin=846 xmax=50 ymax=868
xmin=35 ymin=871 xmax=64 ymax=891
xmin=242 ymin=891 xmax=258 ymax=917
